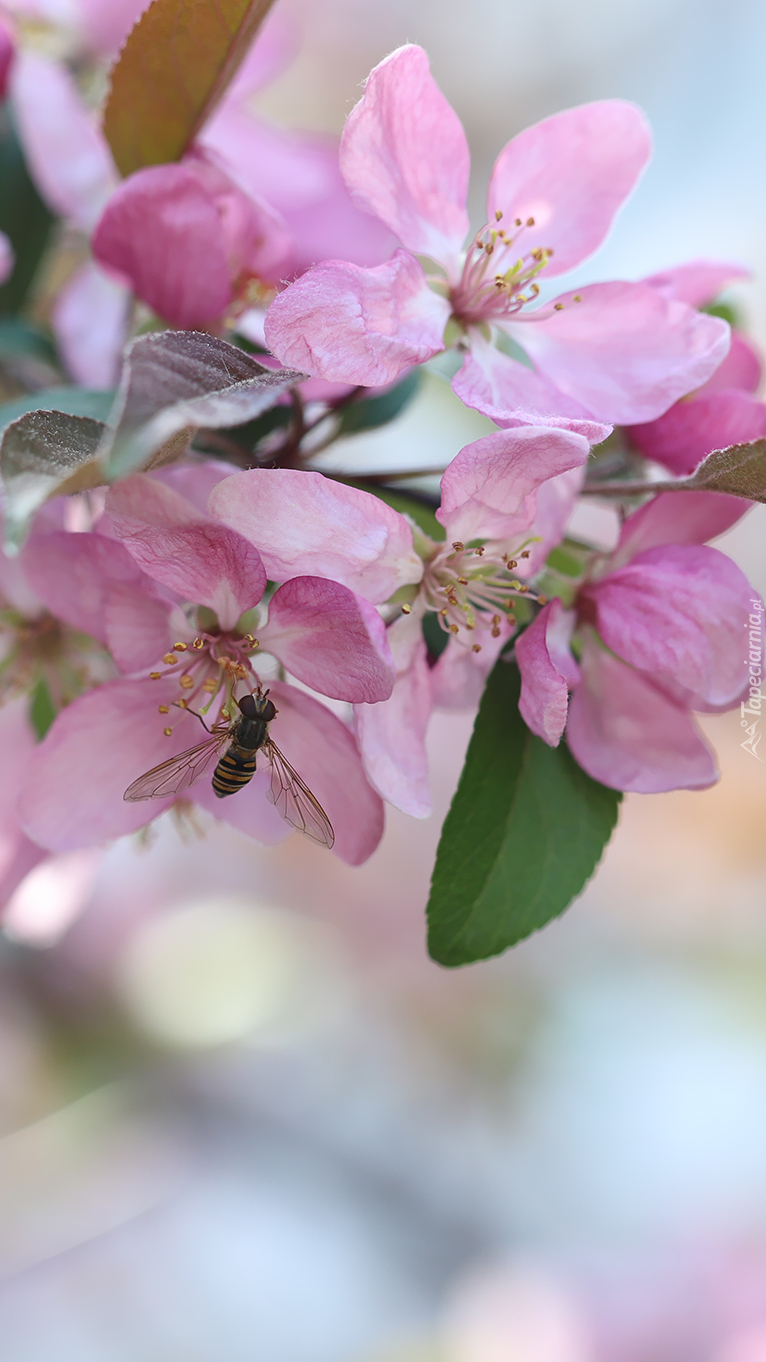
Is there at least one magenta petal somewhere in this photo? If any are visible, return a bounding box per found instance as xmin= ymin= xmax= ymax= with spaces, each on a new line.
xmin=566 ymin=640 xmax=717 ymax=793
xmin=107 ymin=475 xmax=266 ymax=628
xmin=512 ymin=282 xmax=730 ymax=424
xmin=0 ymin=230 xmax=13 ymax=286
xmin=702 ymin=332 xmax=762 ymax=395
xmin=354 ymin=615 xmax=432 ymax=818
xmin=611 ymin=490 xmax=751 ymax=565
xmin=627 ymin=388 xmax=766 ymax=476
xmin=516 ymin=600 xmax=578 ymax=745
xmin=0 ymin=16 xmax=14 ymax=104
xmin=644 ymin=259 xmax=750 ymax=308
xmin=92 ymin=163 xmax=232 ymax=327
xmin=260 ymin=577 xmax=394 ymax=703
xmin=585 ymin=544 xmax=754 ymax=709
xmin=51 ymin=261 xmax=129 ymax=389
xmin=209 ymin=468 xmax=422 ymax=603
xmin=104 ymin=583 xmax=174 ymax=673
xmin=264 ymin=250 xmax=449 ymax=386
xmin=488 ymin=101 xmax=651 ymax=277
xmin=437 ymin=424 xmax=589 ymax=545
xmin=340 ymin=44 xmax=470 ymax=272
xmin=452 ymin=342 xmax=610 ymax=443
xmin=20 ymin=531 xmax=144 ymax=643
xmin=17 ymin=678 xmax=203 ymax=850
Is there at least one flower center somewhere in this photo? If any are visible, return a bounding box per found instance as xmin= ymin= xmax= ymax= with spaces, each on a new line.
xmin=148 ymin=622 xmax=261 ymax=735
xmin=0 ymin=606 xmax=108 ymax=707
xmin=448 ymin=212 xmax=555 ymax=328
xmin=419 ymin=540 xmax=546 ymax=650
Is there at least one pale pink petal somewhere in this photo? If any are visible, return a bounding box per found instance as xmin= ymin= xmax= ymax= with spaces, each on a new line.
xmin=221 ymin=7 xmax=298 ymax=98
xmin=75 ymin=0 xmax=151 ymax=55
xmin=18 ymin=677 xmax=203 ymax=849
xmin=52 ymin=261 xmax=129 ymax=389
xmin=437 ymin=424 xmax=590 ymax=545
xmin=0 ymin=836 xmax=47 ymax=915
xmin=92 ymin=164 xmax=232 ymax=327
xmin=20 ymin=530 xmax=144 ymax=642
xmin=104 ymin=582 xmax=174 ymax=672
xmin=185 ymin=147 xmax=291 ymax=286
xmin=209 ymin=468 xmax=423 ymax=603
xmin=259 ymin=576 xmax=395 ymax=703
xmin=644 ymin=260 xmax=750 ymax=308
xmin=530 ymin=466 xmax=587 ymax=574
xmin=264 ymin=249 xmax=449 ymax=386
xmin=107 ymin=475 xmax=266 ymax=629
xmin=10 ymin=52 xmax=116 ymax=230
xmin=0 ymin=230 xmax=13 ymax=286
xmin=701 ymin=332 xmax=762 ymax=394
xmin=354 ymin=613 xmax=432 ymax=818
xmin=584 ymin=544 xmax=754 ymax=708
xmin=0 ymin=699 xmax=46 ymax=908
xmin=151 ymin=461 xmax=240 ymax=513
xmin=191 ymin=767 xmax=292 ymax=847
xmin=610 ymin=490 xmax=751 ymax=566
xmin=452 ymin=341 xmax=611 ymax=443
xmin=488 ymin=101 xmax=651 ymax=277
xmin=566 ymin=639 xmax=718 ymax=793
xmin=340 ymin=44 xmax=470 ymax=273
xmin=627 ymin=388 xmax=766 ymax=476
xmin=429 ymin=616 xmax=511 ymax=711
xmin=511 ymin=282 xmax=730 ymax=424
xmin=516 ymin=600 xmax=579 ymax=745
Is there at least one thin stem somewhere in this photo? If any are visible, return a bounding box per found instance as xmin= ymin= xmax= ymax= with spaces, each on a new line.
xmin=581 ymin=477 xmax=690 ymax=497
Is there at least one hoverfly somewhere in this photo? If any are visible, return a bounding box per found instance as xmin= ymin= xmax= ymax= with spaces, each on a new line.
xmin=123 ymin=690 xmax=334 ymax=849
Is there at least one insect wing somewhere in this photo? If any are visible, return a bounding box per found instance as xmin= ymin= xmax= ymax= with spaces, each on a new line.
xmin=264 ymin=739 xmax=335 ymax=849
xmin=124 ymin=729 xmax=230 ymax=801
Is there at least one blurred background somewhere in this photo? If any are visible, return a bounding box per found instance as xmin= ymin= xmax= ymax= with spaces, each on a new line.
xmin=2 ymin=0 xmax=766 ymax=1357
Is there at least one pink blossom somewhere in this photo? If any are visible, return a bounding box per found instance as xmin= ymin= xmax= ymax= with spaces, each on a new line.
xmin=210 ymin=425 xmax=590 ymax=815
xmin=627 ymin=261 xmax=765 ymax=474
xmin=18 ymin=471 xmax=391 ymax=863
xmin=516 ymin=491 xmax=758 ymax=792
xmin=265 ymin=44 xmax=728 ymax=436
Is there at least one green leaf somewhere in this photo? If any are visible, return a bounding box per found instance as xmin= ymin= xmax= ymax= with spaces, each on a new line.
xmin=1 ymin=409 xmax=106 ymax=549
xmin=103 ymin=0 xmax=278 ymax=176
xmin=0 ymin=387 xmax=115 ymax=438
xmin=29 ymin=676 xmax=56 ymax=740
xmin=427 ymin=659 xmax=621 ymax=966
xmin=0 ymin=318 xmax=58 ymax=365
xmin=686 ymin=438 xmax=766 ymax=501
xmin=336 ymin=369 xmax=422 ymax=436
xmin=0 ymin=107 xmax=55 ymax=316
xmin=422 ymin=610 xmax=449 ymax=661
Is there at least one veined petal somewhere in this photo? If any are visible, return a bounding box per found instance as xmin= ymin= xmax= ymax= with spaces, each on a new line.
xmin=516 ymin=599 xmax=579 ymax=746
xmin=511 ymin=282 xmax=730 ymax=424
xmin=17 ymin=677 xmax=202 ymax=850
xmin=209 ymin=468 xmax=423 ymax=603
xmin=104 ymin=583 xmax=174 ymax=673
xmin=92 ymin=163 xmax=232 ymax=327
xmin=354 ymin=614 xmax=432 ymax=818
xmin=429 ymin=617 xmax=511 ymax=712
xmin=644 ymin=259 xmax=750 ymax=308
xmin=264 ymin=250 xmax=449 ymax=386
xmin=437 ymin=424 xmax=590 ymax=545
xmin=452 ymin=341 xmax=611 ymax=443
xmin=260 ymin=576 xmax=395 ymax=703
xmin=51 ymin=261 xmax=129 ymax=389
xmin=107 ymin=475 xmax=267 ymax=629
xmin=20 ymin=531 xmax=145 ymax=643
xmin=627 ymin=389 xmax=766 ymax=476
xmin=488 ymin=101 xmax=651 ymax=277
xmin=340 ymin=44 xmax=469 ymax=272
xmin=566 ymin=639 xmax=718 ymax=793
xmin=610 ymin=490 xmax=751 ymax=567
xmin=584 ymin=544 xmax=754 ymax=709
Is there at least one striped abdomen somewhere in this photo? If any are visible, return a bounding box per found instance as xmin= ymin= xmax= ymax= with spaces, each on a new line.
xmin=212 ymin=746 xmax=258 ymax=798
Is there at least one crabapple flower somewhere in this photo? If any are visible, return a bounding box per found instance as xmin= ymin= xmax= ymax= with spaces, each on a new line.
xmin=209 ymin=425 xmax=591 ymax=815
xmin=18 ymin=470 xmax=392 ymax=864
xmin=516 ymin=490 xmax=757 ymax=792
xmin=627 ymin=261 xmax=766 ymax=474
xmin=265 ymin=44 xmax=729 ymax=437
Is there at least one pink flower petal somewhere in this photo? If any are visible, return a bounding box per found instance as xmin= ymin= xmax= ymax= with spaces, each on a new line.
xmin=644 ymin=259 xmax=750 ymax=308
xmin=530 ymin=466 xmax=587 ymax=574
xmin=488 ymin=101 xmax=651 ymax=278
xmin=0 ymin=230 xmax=13 ymax=286
xmin=516 ymin=600 xmax=579 ymax=745
xmin=185 ymin=147 xmax=291 ymax=286
xmin=20 ymin=530 xmax=144 ymax=643
xmin=92 ymin=163 xmax=233 ymax=327
xmin=209 ymin=468 xmax=423 ymax=603
xmin=75 ymin=0 xmax=152 ymax=56
xmin=627 ymin=388 xmax=766 ymax=476
xmin=104 ymin=582 xmax=174 ymax=672
xmin=611 ymin=490 xmax=751 ymax=566
xmin=584 ymin=543 xmax=754 ymax=709
xmin=191 ymin=766 xmax=292 ymax=847
xmin=0 ymin=16 xmax=15 ymax=103
xmin=18 ymin=677 xmax=202 ymax=850
xmin=702 ymin=332 xmax=762 ymax=395
xmin=340 ymin=44 xmax=470 ymax=273
xmin=429 ymin=617 xmax=511 ymax=711
xmin=264 ymin=249 xmax=450 ymax=386
xmin=107 ymin=475 xmax=266 ymax=629
xmin=437 ymin=424 xmax=590 ymax=545
xmin=10 ymin=51 xmax=116 ymax=230
xmin=354 ymin=614 xmax=432 ymax=818
xmin=260 ymin=576 xmax=395 ymax=703
xmin=511 ymin=281 xmax=730 ymax=424
xmin=0 ymin=698 xmax=46 ymax=907
xmin=566 ymin=639 xmax=718 ymax=793
xmin=52 ymin=261 xmax=129 ymax=389
xmin=452 ymin=341 xmax=611 ymax=443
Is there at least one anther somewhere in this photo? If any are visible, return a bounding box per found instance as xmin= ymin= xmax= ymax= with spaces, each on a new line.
xmin=439 ymin=608 xmax=449 ymax=617
xmin=192 ymin=638 xmax=204 ymax=650
xmin=573 ymin=295 xmax=582 ymax=303
xmin=537 ymin=595 xmax=548 ymax=605
xmin=173 ymin=642 xmax=187 ymax=652
xmin=401 ymin=603 xmax=412 ymax=614
xmin=495 ymin=209 xmax=503 ymax=221
xmin=449 ymin=623 xmax=459 ymax=634
xmin=526 ymin=216 xmax=535 ymax=226
xmin=514 ymin=217 xmax=522 ymax=226
xmin=163 ymin=727 xmax=173 ymax=737
xmin=158 ymin=705 xmax=169 ymax=714
xmin=492 ymin=614 xmax=501 ymax=625
xmin=162 ymin=653 xmax=178 ymax=665
xmin=457 ymin=577 xmax=469 ymax=585
xmin=149 ymin=671 xmax=162 ymax=680
xmin=519 ymin=585 xmax=530 ymax=594
xmin=178 ymin=699 xmax=188 ymax=708
xmin=203 ymin=678 xmax=218 ymax=693
xmin=554 ymin=302 xmax=564 ymax=311
xmin=520 ymin=551 xmax=530 ymax=559
xmin=491 ymin=626 xmax=501 ymax=638
xmin=474 ymin=546 xmax=485 ymax=557
xmin=452 ymin=541 xmax=465 ymax=552
xmin=507 ymin=559 xmax=518 ymax=570
xmin=179 ymin=675 xmax=194 ymax=689
xmin=472 ymin=644 xmax=482 ymax=653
